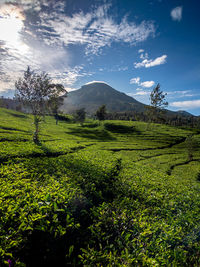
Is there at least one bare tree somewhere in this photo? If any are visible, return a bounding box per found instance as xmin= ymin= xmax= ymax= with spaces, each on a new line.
xmin=15 ymin=66 xmax=67 ymax=144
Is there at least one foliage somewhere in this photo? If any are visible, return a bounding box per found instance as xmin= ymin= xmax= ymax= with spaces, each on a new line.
xmin=150 ymin=83 xmax=168 ymax=109
xmin=146 ymin=83 xmax=168 ymax=122
xmin=96 ymin=104 xmax=107 ymax=121
xmin=0 ymin=108 xmax=200 ymax=266
xmin=185 ymin=134 xmax=198 ymax=161
xmin=74 ymin=108 xmax=86 ymax=126
xmin=48 ymin=96 xmax=66 ymax=125
xmin=15 ymin=66 xmax=66 ymax=143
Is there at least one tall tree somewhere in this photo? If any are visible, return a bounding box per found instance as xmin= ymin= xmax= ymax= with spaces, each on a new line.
xmin=96 ymin=104 xmax=107 ymax=122
xmin=47 ymin=87 xmax=66 ymax=125
xmin=148 ymin=83 xmax=168 ymax=122
xmin=74 ymin=108 xmax=86 ymax=126
xmin=15 ymin=66 xmax=67 ymax=144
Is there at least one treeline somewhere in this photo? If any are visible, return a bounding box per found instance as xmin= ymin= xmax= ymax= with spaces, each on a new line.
xmin=106 ymin=110 xmax=200 ymax=128
xmin=0 ymin=97 xmax=24 ymax=111
xmin=1 ymin=97 xmax=200 ymax=129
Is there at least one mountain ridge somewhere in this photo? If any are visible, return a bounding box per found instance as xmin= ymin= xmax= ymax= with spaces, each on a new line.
xmin=62 ymin=81 xmax=194 ymax=119
xmin=62 ymin=82 xmax=147 ymax=114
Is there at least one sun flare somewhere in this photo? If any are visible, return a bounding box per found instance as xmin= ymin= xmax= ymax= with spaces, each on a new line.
xmin=0 ymin=4 xmax=29 ymax=54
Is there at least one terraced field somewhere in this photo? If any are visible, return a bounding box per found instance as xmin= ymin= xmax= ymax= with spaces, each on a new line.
xmin=0 ymin=108 xmax=200 ymax=266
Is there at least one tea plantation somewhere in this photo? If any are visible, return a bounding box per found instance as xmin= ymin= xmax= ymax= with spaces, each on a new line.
xmin=0 ymin=108 xmax=200 ymax=266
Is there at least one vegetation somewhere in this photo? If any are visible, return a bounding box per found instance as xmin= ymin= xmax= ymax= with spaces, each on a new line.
xmin=15 ymin=66 xmax=66 ymax=144
xmin=146 ymin=83 xmax=168 ymax=123
xmin=0 ymin=107 xmax=200 ymax=266
xmin=96 ymin=104 xmax=107 ymax=122
xmin=74 ymin=108 xmax=86 ymax=126
xmin=48 ymin=95 xmax=66 ymax=125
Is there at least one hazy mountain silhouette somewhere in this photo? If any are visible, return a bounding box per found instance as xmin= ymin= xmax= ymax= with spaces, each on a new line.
xmin=176 ymin=110 xmax=193 ymax=117
xmin=62 ymin=82 xmax=146 ymax=114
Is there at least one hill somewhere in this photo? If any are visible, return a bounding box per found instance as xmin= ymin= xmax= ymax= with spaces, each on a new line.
xmin=62 ymin=81 xmax=146 ymax=114
xmin=0 ymin=84 xmax=195 ymax=124
xmin=177 ymin=110 xmax=194 ymax=116
xmin=0 ymin=108 xmax=200 ymax=265
xmin=62 ymin=82 xmax=195 ymax=122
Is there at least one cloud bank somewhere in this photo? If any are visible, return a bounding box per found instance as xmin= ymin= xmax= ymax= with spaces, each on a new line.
xmin=41 ymin=3 xmax=155 ymax=55
xmin=171 ymin=100 xmax=200 ymax=109
xmin=0 ymin=0 xmax=156 ymax=93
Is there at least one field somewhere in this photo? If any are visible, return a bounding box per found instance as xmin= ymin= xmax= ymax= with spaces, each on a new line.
xmin=0 ymin=107 xmax=200 ymax=266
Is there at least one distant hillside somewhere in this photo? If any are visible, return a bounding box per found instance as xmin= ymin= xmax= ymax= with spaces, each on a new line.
xmin=0 ymin=97 xmax=21 ymax=111
xmin=177 ymin=110 xmax=193 ymax=117
xmin=62 ymin=82 xmax=146 ymax=114
xmin=62 ymin=82 xmax=195 ymax=120
xmin=1 ymin=83 xmax=196 ymax=123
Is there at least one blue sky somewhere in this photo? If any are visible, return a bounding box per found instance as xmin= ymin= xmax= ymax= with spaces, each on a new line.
xmin=0 ymin=0 xmax=200 ymax=115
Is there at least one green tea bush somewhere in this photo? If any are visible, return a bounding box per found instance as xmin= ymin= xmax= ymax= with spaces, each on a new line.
xmin=0 ymin=109 xmax=200 ymax=266
xmin=197 ymin=172 xmax=200 ymax=181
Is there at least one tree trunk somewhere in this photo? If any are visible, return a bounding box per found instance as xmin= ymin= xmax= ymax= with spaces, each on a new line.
xmin=33 ymin=115 xmax=40 ymax=144
xmin=55 ymin=113 xmax=58 ymax=125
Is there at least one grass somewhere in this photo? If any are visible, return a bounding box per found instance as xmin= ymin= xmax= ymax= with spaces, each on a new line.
xmin=0 ymin=107 xmax=200 ymax=266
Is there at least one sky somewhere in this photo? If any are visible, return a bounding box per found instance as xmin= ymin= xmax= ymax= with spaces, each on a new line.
xmin=0 ymin=0 xmax=200 ymax=115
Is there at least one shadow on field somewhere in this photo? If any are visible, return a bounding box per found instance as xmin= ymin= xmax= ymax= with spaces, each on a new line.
xmin=0 ymin=125 xmax=30 ymax=133
xmin=67 ymin=127 xmax=116 ymax=141
xmin=14 ymin=155 xmax=122 ymax=266
xmin=5 ymin=111 xmax=27 ymax=119
xmin=104 ymin=123 xmax=141 ymax=134
xmin=81 ymin=123 xmax=99 ymax=128
xmin=21 ymin=154 xmax=121 ymax=204
xmin=37 ymin=142 xmax=52 ymax=153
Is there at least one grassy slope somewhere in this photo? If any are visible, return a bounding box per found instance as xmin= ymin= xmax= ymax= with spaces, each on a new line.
xmin=0 ymin=108 xmax=200 ymax=266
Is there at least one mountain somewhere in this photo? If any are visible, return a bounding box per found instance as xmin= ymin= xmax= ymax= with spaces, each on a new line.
xmin=62 ymin=82 xmax=147 ymax=114
xmin=177 ymin=110 xmax=193 ymax=117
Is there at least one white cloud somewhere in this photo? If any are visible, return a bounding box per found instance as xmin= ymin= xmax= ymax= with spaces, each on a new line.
xmin=171 ymin=6 xmax=183 ymax=22
xmin=138 ymin=49 xmax=144 ymax=53
xmin=64 ymin=87 xmax=77 ymax=92
xmin=98 ymin=65 xmax=128 ymax=72
xmin=171 ymin=100 xmax=200 ymax=109
xmin=135 ymin=91 xmax=149 ymax=96
xmin=41 ymin=4 xmax=155 ymax=55
xmin=85 ymin=81 xmax=108 ymax=85
xmin=134 ymin=54 xmax=167 ymax=68
xmin=51 ymin=66 xmax=92 ymax=87
xmin=0 ymin=1 xmax=155 ymax=94
xmin=140 ymin=81 xmax=155 ymax=88
xmin=130 ymin=77 xmax=155 ymax=88
xmin=130 ymin=77 xmax=140 ymax=85
xmin=0 ymin=79 xmax=15 ymax=93
xmin=167 ymin=90 xmax=195 ymax=98
xmin=128 ymin=90 xmax=150 ymax=96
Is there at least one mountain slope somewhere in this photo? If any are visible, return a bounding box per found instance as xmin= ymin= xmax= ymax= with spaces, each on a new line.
xmin=62 ymin=82 xmax=146 ymax=114
xmin=177 ymin=110 xmax=193 ymax=117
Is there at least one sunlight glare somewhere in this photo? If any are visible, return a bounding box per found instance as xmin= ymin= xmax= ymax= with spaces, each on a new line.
xmin=0 ymin=4 xmax=29 ymax=55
